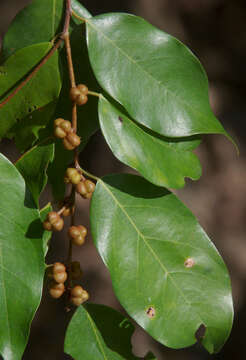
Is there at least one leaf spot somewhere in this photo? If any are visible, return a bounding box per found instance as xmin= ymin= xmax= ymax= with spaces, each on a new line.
xmin=195 ymin=324 xmax=206 ymax=342
xmin=146 ymin=306 xmax=155 ymax=318
xmin=118 ymin=116 xmax=123 ymax=123
xmin=184 ymin=258 xmax=195 ymax=268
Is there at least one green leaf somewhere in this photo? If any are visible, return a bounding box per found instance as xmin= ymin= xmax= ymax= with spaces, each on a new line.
xmin=2 ymin=0 xmax=64 ymax=60
xmin=0 ymin=43 xmax=61 ymax=138
xmin=40 ymin=203 xmax=52 ymax=256
xmin=48 ymin=24 xmax=100 ymax=200
xmin=90 ymin=174 xmax=233 ymax=354
xmin=15 ymin=142 xmax=54 ymax=207
xmin=71 ymin=0 xmax=92 ymax=23
xmin=65 ymin=303 xmax=152 ymax=359
xmin=86 ymin=13 xmax=229 ymax=139
xmin=7 ymin=101 xmax=57 ymax=152
xmin=0 ymin=154 xmax=45 ymax=360
xmin=99 ymin=96 xmax=201 ymax=189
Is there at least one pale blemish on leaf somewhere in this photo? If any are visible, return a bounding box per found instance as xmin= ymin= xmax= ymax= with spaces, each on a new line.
xmin=184 ymin=258 xmax=195 ymax=268
xmin=146 ymin=306 xmax=155 ymax=319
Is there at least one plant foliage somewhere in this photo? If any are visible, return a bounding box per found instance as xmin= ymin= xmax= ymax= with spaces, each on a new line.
xmin=0 ymin=0 xmax=235 ymax=358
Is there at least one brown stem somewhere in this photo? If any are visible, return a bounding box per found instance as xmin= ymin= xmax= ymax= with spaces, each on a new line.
xmin=63 ymin=0 xmax=80 ymax=283
xmin=71 ymin=103 xmax=77 ymax=131
xmin=63 ymin=33 xmax=76 ymax=88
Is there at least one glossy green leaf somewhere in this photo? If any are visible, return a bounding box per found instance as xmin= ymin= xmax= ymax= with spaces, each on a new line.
xmin=99 ymin=96 xmax=201 ymax=189
xmin=15 ymin=142 xmax=54 ymax=207
xmin=0 ymin=154 xmax=45 ymax=360
xmin=86 ymin=13 xmax=228 ymax=139
xmin=65 ymin=303 xmax=154 ymax=359
xmin=90 ymin=174 xmax=233 ymax=353
xmin=71 ymin=0 xmax=92 ymax=24
xmin=48 ymin=24 xmax=100 ymax=200
xmin=0 ymin=43 xmax=61 ymax=138
xmin=2 ymin=0 xmax=64 ymax=60
xmin=40 ymin=203 xmax=52 ymax=256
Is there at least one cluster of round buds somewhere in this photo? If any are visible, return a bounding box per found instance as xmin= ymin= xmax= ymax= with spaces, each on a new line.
xmin=68 ymin=225 xmax=87 ymax=246
xmin=70 ymin=285 xmax=89 ymax=306
xmin=54 ymin=118 xmax=80 ymax=150
xmin=64 ymin=168 xmax=83 ymax=185
xmin=43 ymin=212 xmax=64 ymax=232
xmin=76 ymin=179 xmax=95 ymax=199
xmin=70 ymin=84 xmax=88 ymax=106
xmin=48 ymin=262 xmax=67 ymax=298
xmin=71 ymin=261 xmax=83 ymax=280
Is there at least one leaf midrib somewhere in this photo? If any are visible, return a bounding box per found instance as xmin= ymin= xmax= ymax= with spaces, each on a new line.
xmin=86 ymin=311 xmax=108 ymax=360
xmin=0 ymin=242 xmax=12 ymax=354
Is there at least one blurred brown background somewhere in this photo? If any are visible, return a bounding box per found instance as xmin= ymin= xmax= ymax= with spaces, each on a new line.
xmin=1 ymin=0 xmax=246 ymax=359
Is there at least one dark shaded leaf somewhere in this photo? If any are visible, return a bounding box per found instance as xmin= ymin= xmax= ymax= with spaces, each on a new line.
xmin=15 ymin=142 xmax=54 ymax=206
xmin=0 ymin=43 xmax=61 ymax=138
xmin=2 ymin=0 xmax=64 ymax=60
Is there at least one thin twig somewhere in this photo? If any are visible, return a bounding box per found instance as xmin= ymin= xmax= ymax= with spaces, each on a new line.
xmin=71 ymin=10 xmax=86 ymax=22
xmin=78 ymin=166 xmax=100 ymax=182
xmin=88 ymin=90 xmax=101 ymax=98
xmin=63 ymin=33 xmax=76 ymax=88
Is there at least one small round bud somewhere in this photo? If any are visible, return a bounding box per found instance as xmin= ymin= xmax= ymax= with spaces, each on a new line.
xmin=68 ymin=226 xmax=81 ymax=239
xmin=63 ymin=206 xmax=74 ymax=217
xmin=76 ymin=94 xmax=88 ymax=106
xmin=49 ymin=282 xmax=65 ymax=299
xmin=66 ymin=168 xmax=82 ymax=185
xmin=81 ymin=289 xmax=89 ymax=302
xmin=54 ymin=118 xmax=64 ymax=128
xmin=77 ymin=84 xmax=88 ymax=95
xmin=66 ymin=132 xmax=81 ymax=148
xmin=52 ymin=217 xmax=64 ymax=231
xmin=76 ymin=181 xmax=87 ymax=196
xmin=48 ymin=212 xmax=60 ymax=225
xmin=70 ymin=87 xmax=81 ymax=102
xmin=43 ymin=220 xmax=52 ymax=231
xmin=53 ymin=271 xmax=67 ymax=283
xmin=84 ymin=180 xmax=95 ymax=194
xmin=70 ymin=296 xmax=83 ymax=306
xmin=84 ymin=192 xmax=92 ymax=200
xmin=60 ymin=120 xmax=72 ymax=133
xmin=63 ymin=137 xmax=76 ymax=150
xmin=72 ymin=235 xmax=85 ymax=246
xmin=77 ymin=225 xmax=87 ymax=237
xmin=53 ymin=262 xmax=66 ymax=274
xmin=71 ymin=285 xmax=83 ymax=298
xmin=54 ymin=126 xmax=66 ymax=139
